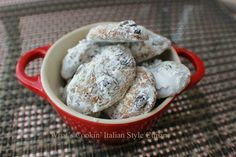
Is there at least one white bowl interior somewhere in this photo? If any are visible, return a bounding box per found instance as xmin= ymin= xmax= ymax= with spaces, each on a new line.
xmin=41 ymin=22 xmax=181 ymax=124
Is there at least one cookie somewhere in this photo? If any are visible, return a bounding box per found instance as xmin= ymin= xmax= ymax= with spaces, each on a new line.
xmin=129 ymin=31 xmax=171 ymax=63
xmin=105 ymin=67 xmax=157 ymax=119
xmin=61 ymin=39 xmax=100 ymax=80
xmin=147 ymin=61 xmax=190 ymax=98
xmin=87 ymin=20 xmax=148 ymax=42
xmin=66 ymin=45 xmax=136 ymax=115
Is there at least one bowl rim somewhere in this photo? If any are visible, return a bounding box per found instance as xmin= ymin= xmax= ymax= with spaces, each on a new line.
xmin=41 ymin=22 xmax=180 ymax=124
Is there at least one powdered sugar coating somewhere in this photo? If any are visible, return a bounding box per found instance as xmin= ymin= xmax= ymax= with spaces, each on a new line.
xmin=147 ymin=61 xmax=190 ymax=98
xmin=130 ymin=31 xmax=171 ymax=63
xmin=66 ymin=45 xmax=136 ymax=115
xmin=61 ymin=39 xmax=100 ymax=80
xmin=105 ymin=67 xmax=157 ymax=119
xmin=87 ymin=20 xmax=148 ymax=42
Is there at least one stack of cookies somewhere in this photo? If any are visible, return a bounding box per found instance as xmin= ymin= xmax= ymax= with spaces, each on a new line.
xmin=61 ymin=20 xmax=190 ymax=119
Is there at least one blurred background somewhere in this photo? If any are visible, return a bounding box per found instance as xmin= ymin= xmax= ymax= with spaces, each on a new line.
xmin=0 ymin=0 xmax=236 ymax=156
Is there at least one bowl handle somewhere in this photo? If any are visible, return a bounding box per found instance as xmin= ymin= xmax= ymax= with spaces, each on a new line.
xmin=16 ymin=45 xmax=51 ymax=99
xmin=174 ymin=46 xmax=205 ymax=92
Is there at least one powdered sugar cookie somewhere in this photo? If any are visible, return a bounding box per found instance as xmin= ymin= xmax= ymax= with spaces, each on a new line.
xmin=66 ymin=45 xmax=136 ymax=115
xmin=105 ymin=67 xmax=157 ymax=119
xmin=147 ymin=61 xmax=190 ymax=98
xmin=87 ymin=20 xmax=148 ymax=42
xmin=61 ymin=39 xmax=100 ymax=80
xmin=130 ymin=32 xmax=171 ymax=63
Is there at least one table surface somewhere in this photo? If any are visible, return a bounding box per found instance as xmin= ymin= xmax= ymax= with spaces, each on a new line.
xmin=0 ymin=0 xmax=236 ymax=156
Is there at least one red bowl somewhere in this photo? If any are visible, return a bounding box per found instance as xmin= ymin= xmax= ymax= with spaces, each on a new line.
xmin=15 ymin=23 xmax=205 ymax=144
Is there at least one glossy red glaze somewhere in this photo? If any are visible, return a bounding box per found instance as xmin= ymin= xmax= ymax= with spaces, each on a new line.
xmin=174 ymin=46 xmax=205 ymax=92
xmin=16 ymin=45 xmax=51 ymax=99
xmin=16 ymin=45 xmax=205 ymax=144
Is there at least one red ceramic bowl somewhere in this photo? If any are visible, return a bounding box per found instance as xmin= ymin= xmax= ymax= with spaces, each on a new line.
xmin=16 ymin=23 xmax=205 ymax=144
